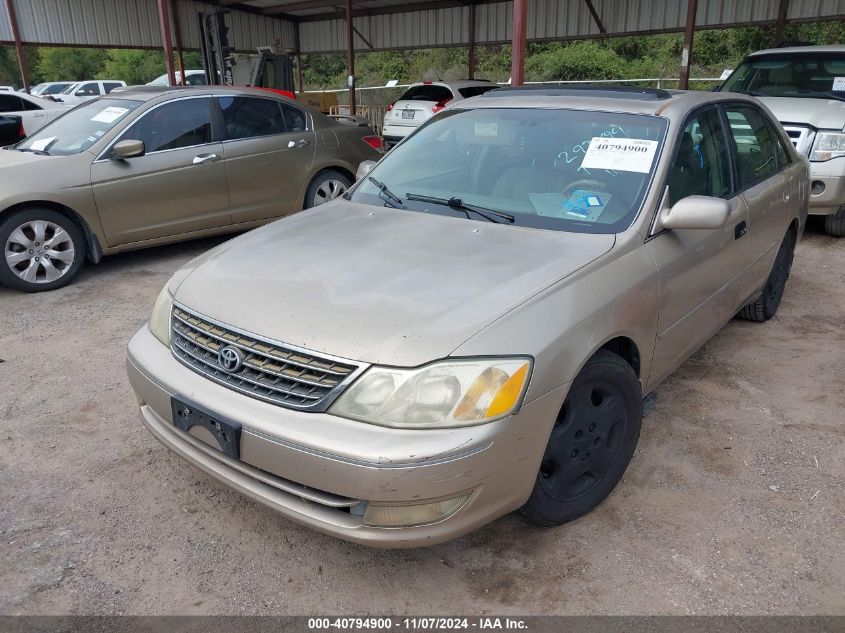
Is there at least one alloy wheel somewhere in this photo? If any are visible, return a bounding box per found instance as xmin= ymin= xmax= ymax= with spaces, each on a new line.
xmin=4 ymin=220 xmax=76 ymax=284
xmin=313 ymin=179 xmax=347 ymax=205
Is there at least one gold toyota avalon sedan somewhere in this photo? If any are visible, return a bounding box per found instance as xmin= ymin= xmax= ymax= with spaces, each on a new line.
xmin=0 ymin=86 xmax=382 ymax=292
xmin=127 ymin=87 xmax=808 ymax=547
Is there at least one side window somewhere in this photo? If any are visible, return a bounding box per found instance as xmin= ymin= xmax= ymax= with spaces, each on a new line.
xmin=20 ymin=97 xmax=42 ymax=111
xmin=218 ymin=96 xmax=286 ymax=140
xmin=280 ymin=103 xmax=307 ymax=133
xmin=78 ymin=82 xmax=101 ymax=96
xmin=103 ymin=82 xmax=123 ymax=94
xmin=667 ymin=108 xmax=732 ymax=206
xmin=121 ymin=98 xmax=213 ymax=153
xmin=0 ymin=94 xmax=23 ymax=112
xmin=770 ymin=122 xmax=792 ymax=169
xmin=725 ymin=107 xmax=779 ymax=188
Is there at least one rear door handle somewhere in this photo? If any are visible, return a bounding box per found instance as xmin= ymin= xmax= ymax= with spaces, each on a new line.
xmin=287 ymin=139 xmax=310 ymax=148
xmin=735 ymin=220 xmax=748 ymax=240
xmin=192 ymin=153 xmax=219 ymax=165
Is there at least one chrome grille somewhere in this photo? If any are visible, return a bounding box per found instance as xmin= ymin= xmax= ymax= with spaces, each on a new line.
xmin=170 ymin=305 xmax=364 ymax=411
xmin=782 ymin=124 xmax=815 ymax=157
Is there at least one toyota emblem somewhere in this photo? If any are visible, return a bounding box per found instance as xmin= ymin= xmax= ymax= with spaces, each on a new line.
xmin=217 ymin=345 xmax=244 ymax=373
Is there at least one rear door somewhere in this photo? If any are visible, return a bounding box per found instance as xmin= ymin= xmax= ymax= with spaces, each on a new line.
xmin=91 ymin=95 xmax=231 ymax=245
xmin=723 ymin=105 xmax=793 ymax=301
xmin=218 ymin=95 xmax=316 ymax=224
xmin=647 ymin=106 xmax=749 ymax=383
xmin=388 ymin=84 xmax=453 ymax=130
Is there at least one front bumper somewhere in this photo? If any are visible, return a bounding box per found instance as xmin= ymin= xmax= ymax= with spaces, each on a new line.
xmin=808 ymin=160 xmax=845 ymax=216
xmin=127 ymin=324 xmax=565 ymax=547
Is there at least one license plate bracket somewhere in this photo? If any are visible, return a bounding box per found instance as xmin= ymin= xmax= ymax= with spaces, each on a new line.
xmin=171 ymin=397 xmax=241 ymax=459
xmin=401 ymin=109 xmax=415 ymax=119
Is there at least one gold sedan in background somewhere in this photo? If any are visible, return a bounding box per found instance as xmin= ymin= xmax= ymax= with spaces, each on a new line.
xmin=0 ymin=86 xmax=382 ymax=292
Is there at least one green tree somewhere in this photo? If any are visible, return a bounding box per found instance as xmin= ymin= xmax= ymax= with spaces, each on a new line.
xmin=99 ymin=49 xmax=166 ymax=84
xmin=36 ymin=47 xmax=107 ymax=81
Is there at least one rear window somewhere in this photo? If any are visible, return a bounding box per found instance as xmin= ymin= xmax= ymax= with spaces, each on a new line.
xmin=399 ymin=85 xmax=453 ymax=102
xmin=458 ymin=85 xmax=498 ymax=98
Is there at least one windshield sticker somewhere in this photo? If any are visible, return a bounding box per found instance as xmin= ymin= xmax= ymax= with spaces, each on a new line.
xmin=474 ymin=122 xmax=498 ymax=137
xmin=580 ymin=137 xmax=658 ymax=173
xmin=528 ymin=190 xmax=612 ymax=222
xmin=30 ymin=136 xmax=56 ymax=152
xmin=91 ymin=106 xmax=129 ymax=124
xmin=833 ymin=77 xmax=845 ymax=92
xmin=562 ymin=189 xmax=612 ymax=221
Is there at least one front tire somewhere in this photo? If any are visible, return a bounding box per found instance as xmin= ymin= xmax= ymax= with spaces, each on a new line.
xmin=737 ymin=230 xmax=795 ymax=322
xmin=824 ymin=207 xmax=845 ymax=237
xmin=0 ymin=208 xmax=85 ymax=292
xmin=520 ymin=350 xmax=642 ymax=527
xmin=304 ymin=171 xmax=352 ymax=209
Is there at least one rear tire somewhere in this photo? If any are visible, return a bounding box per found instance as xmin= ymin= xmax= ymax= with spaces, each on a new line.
xmin=824 ymin=207 xmax=845 ymax=237
xmin=520 ymin=350 xmax=642 ymax=527
xmin=0 ymin=207 xmax=85 ymax=293
xmin=737 ymin=230 xmax=795 ymax=322
xmin=304 ymin=171 xmax=352 ymax=209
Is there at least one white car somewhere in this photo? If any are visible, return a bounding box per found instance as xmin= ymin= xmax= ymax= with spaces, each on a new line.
xmin=382 ymin=80 xmax=499 ymax=148
xmin=147 ymin=70 xmax=208 ymax=86
xmin=0 ymin=91 xmax=70 ymax=137
xmin=30 ymin=81 xmax=75 ymax=97
xmin=57 ymin=80 xmax=127 ymax=105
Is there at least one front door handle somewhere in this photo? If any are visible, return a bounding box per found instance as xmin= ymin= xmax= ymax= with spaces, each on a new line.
xmin=192 ymin=153 xmax=219 ymax=165
xmin=287 ymin=139 xmax=310 ymax=149
xmin=735 ymin=220 xmax=748 ymax=240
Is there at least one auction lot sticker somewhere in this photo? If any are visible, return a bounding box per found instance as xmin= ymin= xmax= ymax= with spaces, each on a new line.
xmin=580 ymin=137 xmax=659 ymax=173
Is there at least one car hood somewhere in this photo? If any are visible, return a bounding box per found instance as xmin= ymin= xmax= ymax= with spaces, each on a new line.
xmin=757 ymin=96 xmax=845 ymax=130
xmin=0 ymin=149 xmax=90 ymax=196
xmin=174 ymin=202 xmax=615 ymax=366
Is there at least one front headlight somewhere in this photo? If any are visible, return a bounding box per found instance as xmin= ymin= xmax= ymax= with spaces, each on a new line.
xmin=149 ymin=284 xmax=174 ymax=346
xmin=810 ymin=131 xmax=845 ymax=161
xmin=329 ymin=357 xmax=532 ymax=428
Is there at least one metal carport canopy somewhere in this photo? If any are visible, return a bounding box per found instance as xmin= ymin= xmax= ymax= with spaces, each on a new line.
xmin=1 ymin=0 xmax=844 ymax=95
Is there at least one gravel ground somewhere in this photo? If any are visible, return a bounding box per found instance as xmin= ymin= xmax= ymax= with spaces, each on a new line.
xmin=1 ymin=218 xmax=843 ymax=616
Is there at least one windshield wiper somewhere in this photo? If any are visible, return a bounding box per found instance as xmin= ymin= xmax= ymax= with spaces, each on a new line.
xmin=404 ymin=193 xmax=515 ymax=224
xmin=16 ymin=147 xmax=50 ymax=156
xmin=797 ymin=91 xmax=845 ymax=102
xmin=368 ymin=176 xmax=406 ymax=209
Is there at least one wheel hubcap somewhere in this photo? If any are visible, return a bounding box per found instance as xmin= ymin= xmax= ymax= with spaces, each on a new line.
xmin=4 ymin=220 xmax=75 ymax=284
xmin=313 ymin=179 xmax=347 ymax=205
xmin=539 ymin=381 xmax=628 ymax=501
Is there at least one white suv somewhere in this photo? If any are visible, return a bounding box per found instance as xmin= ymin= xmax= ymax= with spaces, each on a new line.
xmin=382 ymin=80 xmax=498 ymax=148
xmin=57 ymin=80 xmax=127 ymax=105
xmin=720 ymin=45 xmax=845 ymax=236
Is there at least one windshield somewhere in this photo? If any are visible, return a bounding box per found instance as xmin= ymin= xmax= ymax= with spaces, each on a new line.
xmin=61 ymin=83 xmax=80 ymax=95
xmin=350 ymin=107 xmax=667 ymax=234
xmin=721 ymin=52 xmax=845 ymax=97
xmin=17 ymin=98 xmax=142 ymax=156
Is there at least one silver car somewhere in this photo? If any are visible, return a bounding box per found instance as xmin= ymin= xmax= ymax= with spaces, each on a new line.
xmin=128 ymin=87 xmax=807 ymax=547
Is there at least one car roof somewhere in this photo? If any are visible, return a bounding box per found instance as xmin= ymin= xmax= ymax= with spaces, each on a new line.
xmin=105 ymin=85 xmax=293 ymax=102
xmin=748 ymin=45 xmax=845 ymax=56
xmin=409 ymin=80 xmax=496 ymax=89
xmin=454 ymin=85 xmax=758 ymax=117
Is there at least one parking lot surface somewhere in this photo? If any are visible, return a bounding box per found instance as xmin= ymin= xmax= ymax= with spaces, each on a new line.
xmin=1 ymin=219 xmax=843 ymax=615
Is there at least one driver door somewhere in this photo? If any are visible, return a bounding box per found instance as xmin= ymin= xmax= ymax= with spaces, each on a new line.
xmin=91 ymin=96 xmax=231 ymax=246
xmin=646 ymin=107 xmax=749 ymax=385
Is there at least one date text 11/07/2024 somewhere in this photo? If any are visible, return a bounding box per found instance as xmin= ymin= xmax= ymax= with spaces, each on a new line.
xmin=307 ymin=617 xmax=529 ymax=630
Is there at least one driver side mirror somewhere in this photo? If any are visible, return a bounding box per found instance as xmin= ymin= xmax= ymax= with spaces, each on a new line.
xmin=660 ymin=195 xmax=731 ymax=231
xmin=112 ymin=139 xmax=145 ymax=160
xmin=356 ymin=160 xmax=377 ymax=181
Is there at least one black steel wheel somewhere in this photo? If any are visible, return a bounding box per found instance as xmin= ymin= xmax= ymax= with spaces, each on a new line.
xmin=737 ymin=230 xmax=795 ymax=322
xmin=521 ymin=350 xmax=642 ymax=527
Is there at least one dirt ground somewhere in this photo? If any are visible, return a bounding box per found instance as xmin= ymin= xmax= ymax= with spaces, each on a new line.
xmin=1 ymin=218 xmax=843 ymax=616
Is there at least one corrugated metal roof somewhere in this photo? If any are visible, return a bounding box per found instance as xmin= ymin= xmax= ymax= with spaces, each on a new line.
xmin=299 ymin=0 xmax=845 ymax=53
xmin=1 ymin=0 xmax=843 ymax=53
xmin=0 ymin=0 xmax=297 ymax=51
